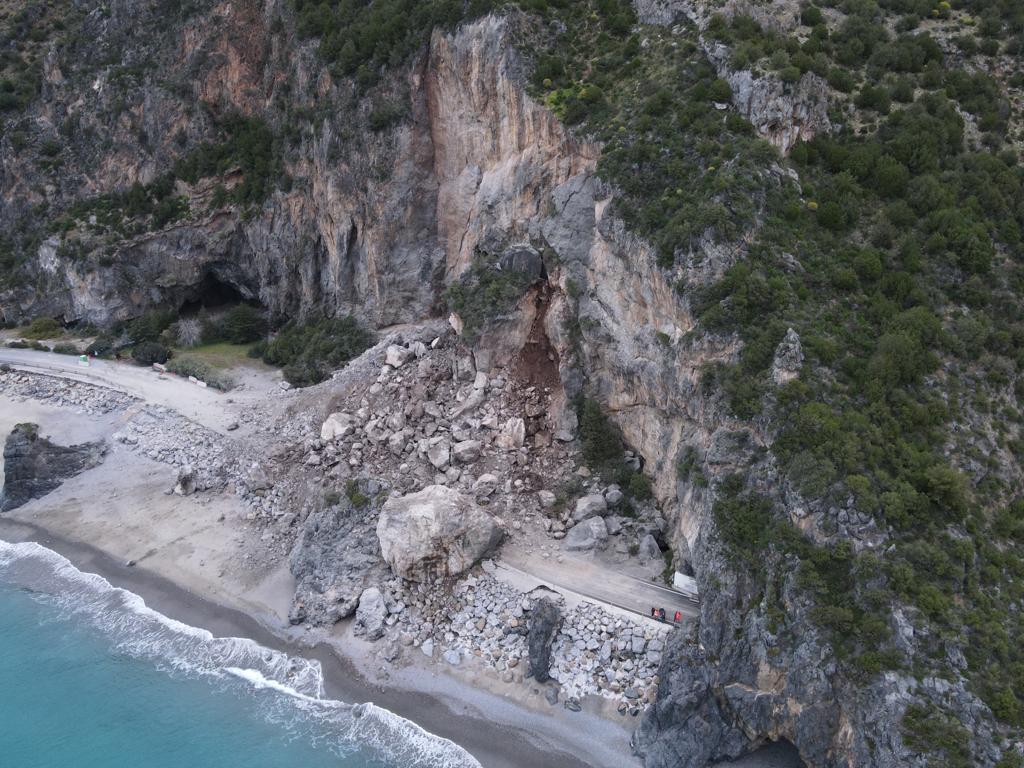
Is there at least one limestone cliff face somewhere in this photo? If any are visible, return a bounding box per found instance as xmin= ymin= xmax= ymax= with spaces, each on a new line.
xmin=0 ymin=3 xmax=993 ymax=768
xmin=425 ymin=15 xmax=598 ymax=280
xmin=1 ymin=5 xmax=594 ymax=329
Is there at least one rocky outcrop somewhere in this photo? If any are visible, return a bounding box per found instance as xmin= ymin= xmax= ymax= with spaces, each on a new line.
xmin=288 ymin=478 xmax=390 ymax=625
xmin=633 ymin=0 xmax=831 ymax=153
xmin=355 ymin=586 xmax=388 ymax=641
xmin=770 ymin=327 xmax=803 ymax=386
xmin=527 ymin=595 xmax=562 ymax=683
xmin=632 ymin=630 xmax=751 ymax=766
xmin=1 ymin=423 xmax=105 ymax=511
xmin=376 ymin=485 xmax=503 ymax=582
xmin=1 ymin=9 xmax=595 ymax=328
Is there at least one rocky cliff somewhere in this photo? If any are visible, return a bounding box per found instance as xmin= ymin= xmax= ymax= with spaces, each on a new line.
xmin=2 ymin=1 xmax=1021 ymax=767
xmin=0 ymin=2 xmax=596 ymax=329
xmin=1 ymin=423 xmax=105 ymax=511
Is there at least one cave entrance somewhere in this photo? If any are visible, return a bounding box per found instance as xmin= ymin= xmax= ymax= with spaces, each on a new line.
xmin=178 ymin=273 xmax=248 ymax=316
xmin=729 ymin=740 xmax=805 ymax=768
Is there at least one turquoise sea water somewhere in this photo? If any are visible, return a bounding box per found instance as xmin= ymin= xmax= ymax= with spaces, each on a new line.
xmin=0 ymin=540 xmax=479 ymax=768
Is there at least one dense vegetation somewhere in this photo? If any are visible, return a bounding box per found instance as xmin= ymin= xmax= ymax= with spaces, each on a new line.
xmin=443 ymin=251 xmax=539 ymax=342
xmin=255 ymin=313 xmax=374 ymax=387
xmin=292 ymin=0 xmax=496 ymax=87
xmin=0 ymin=1 xmax=79 ymax=116
xmin=688 ymin=9 xmax=1024 ymax=744
xmin=50 ymin=115 xmax=280 ymax=241
xmin=578 ymin=397 xmax=653 ymax=502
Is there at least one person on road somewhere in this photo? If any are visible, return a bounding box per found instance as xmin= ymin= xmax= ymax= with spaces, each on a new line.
xmin=674 ymin=610 xmax=682 ymax=623
xmin=659 ymin=607 xmax=666 ymax=621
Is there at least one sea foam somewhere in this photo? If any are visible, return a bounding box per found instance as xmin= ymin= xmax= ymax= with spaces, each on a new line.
xmin=0 ymin=539 xmax=481 ymax=768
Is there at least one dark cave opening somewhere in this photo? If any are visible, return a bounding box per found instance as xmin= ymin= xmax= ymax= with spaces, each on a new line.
xmin=178 ymin=273 xmax=249 ymax=316
xmin=723 ymin=740 xmax=805 ymax=768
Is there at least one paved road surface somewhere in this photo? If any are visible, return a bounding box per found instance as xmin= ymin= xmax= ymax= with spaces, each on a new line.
xmin=497 ymin=545 xmax=699 ymax=626
xmin=0 ymin=348 xmax=257 ymax=434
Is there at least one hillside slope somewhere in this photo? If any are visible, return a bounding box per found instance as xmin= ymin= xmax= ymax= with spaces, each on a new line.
xmin=1 ymin=0 xmax=1023 ymax=766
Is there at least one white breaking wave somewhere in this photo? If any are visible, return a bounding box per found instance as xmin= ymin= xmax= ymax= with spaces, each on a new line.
xmin=0 ymin=539 xmax=482 ymax=768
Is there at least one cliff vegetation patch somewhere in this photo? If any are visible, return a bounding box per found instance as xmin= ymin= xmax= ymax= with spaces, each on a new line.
xmin=255 ymin=313 xmax=374 ymax=387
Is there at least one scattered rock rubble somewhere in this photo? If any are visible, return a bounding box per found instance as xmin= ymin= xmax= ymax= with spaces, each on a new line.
xmin=1 ymin=334 xmax=678 ymax=719
xmin=112 ymin=406 xmax=236 ymax=492
xmin=358 ymin=570 xmax=668 ymax=714
xmin=0 ymin=369 xmax=136 ymax=414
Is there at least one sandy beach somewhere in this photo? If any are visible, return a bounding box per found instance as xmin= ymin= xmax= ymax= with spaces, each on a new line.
xmin=0 ymin=361 xmax=802 ymax=768
xmin=0 ymin=389 xmax=636 ymax=768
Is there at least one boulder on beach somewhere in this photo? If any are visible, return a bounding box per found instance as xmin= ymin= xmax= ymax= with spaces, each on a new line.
xmin=354 ymin=586 xmax=387 ymax=640
xmin=288 ymin=477 xmax=391 ymax=625
xmin=376 ymin=485 xmax=503 ymax=582
xmin=528 ymin=596 xmax=563 ymax=683
xmin=1 ymin=423 xmax=105 ymax=512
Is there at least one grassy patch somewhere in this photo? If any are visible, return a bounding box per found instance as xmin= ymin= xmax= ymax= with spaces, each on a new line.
xmin=170 ymin=342 xmax=267 ymax=371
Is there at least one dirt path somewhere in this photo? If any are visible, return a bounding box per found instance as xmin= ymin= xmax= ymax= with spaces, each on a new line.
xmin=0 ymin=349 xmax=277 ymax=434
xmin=497 ymin=543 xmax=700 ymax=626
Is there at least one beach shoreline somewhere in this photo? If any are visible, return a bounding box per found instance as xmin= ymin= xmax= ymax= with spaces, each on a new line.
xmin=0 ymin=364 xmax=801 ymax=768
xmin=0 ymin=518 xmax=634 ymax=768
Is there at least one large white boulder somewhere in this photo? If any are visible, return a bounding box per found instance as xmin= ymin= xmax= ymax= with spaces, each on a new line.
xmin=572 ymin=493 xmax=608 ymax=522
xmin=385 ymin=344 xmax=412 ymax=368
xmin=377 ymin=485 xmax=504 ymax=582
xmin=495 ymin=417 xmax=526 ymax=450
xmin=321 ymin=412 xmax=355 ymax=442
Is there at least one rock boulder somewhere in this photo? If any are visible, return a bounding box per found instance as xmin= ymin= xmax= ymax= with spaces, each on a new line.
xmin=354 ymin=586 xmax=387 ymax=640
xmin=1 ymin=423 xmax=105 ymax=512
xmin=572 ymin=492 xmax=608 ymax=522
xmin=321 ymin=412 xmax=356 ymax=442
xmin=528 ymin=596 xmax=562 ymax=683
xmin=376 ymin=485 xmax=503 ymax=582
xmin=288 ymin=478 xmax=390 ymax=625
xmin=565 ymin=517 xmax=609 ymax=551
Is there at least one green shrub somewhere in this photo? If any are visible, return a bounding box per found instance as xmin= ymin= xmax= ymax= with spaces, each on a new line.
xmin=578 ymin=398 xmax=624 ymax=467
xmin=127 ymin=311 xmax=176 ymax=344
xmin=444 ymin=255 xmax=538 ymax=342
xmin=260 ymin=314 xmax=373 ymax=387
xmin=901 ymin=704 xmax=972 ymax=768
xmin=51 ymin=342 xmax=81 ymax=355
xmin=131 ymin=342 xmax=170 ymax=365
xmin=221 ymin=304 xmax=267 ymax=344
xmin=713 ymin=475 xmax=774 ymax=559
xmin=165 ymin=356 xmax=234 ymax=390
xmin=22 ymin=317 xmax=61 ymax=339
xmin=345 ymin=479 xmax=369 ymax=507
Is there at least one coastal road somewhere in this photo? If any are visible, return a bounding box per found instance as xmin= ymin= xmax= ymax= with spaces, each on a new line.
xmin=495 ymin=546 xmax=700 ymax=627
xmin=0 ymin=348 xmax=247 ymax=433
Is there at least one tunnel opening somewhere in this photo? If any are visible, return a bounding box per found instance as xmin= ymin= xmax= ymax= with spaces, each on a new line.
xmin=178 ymin=272 xmax=250 ymax=317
